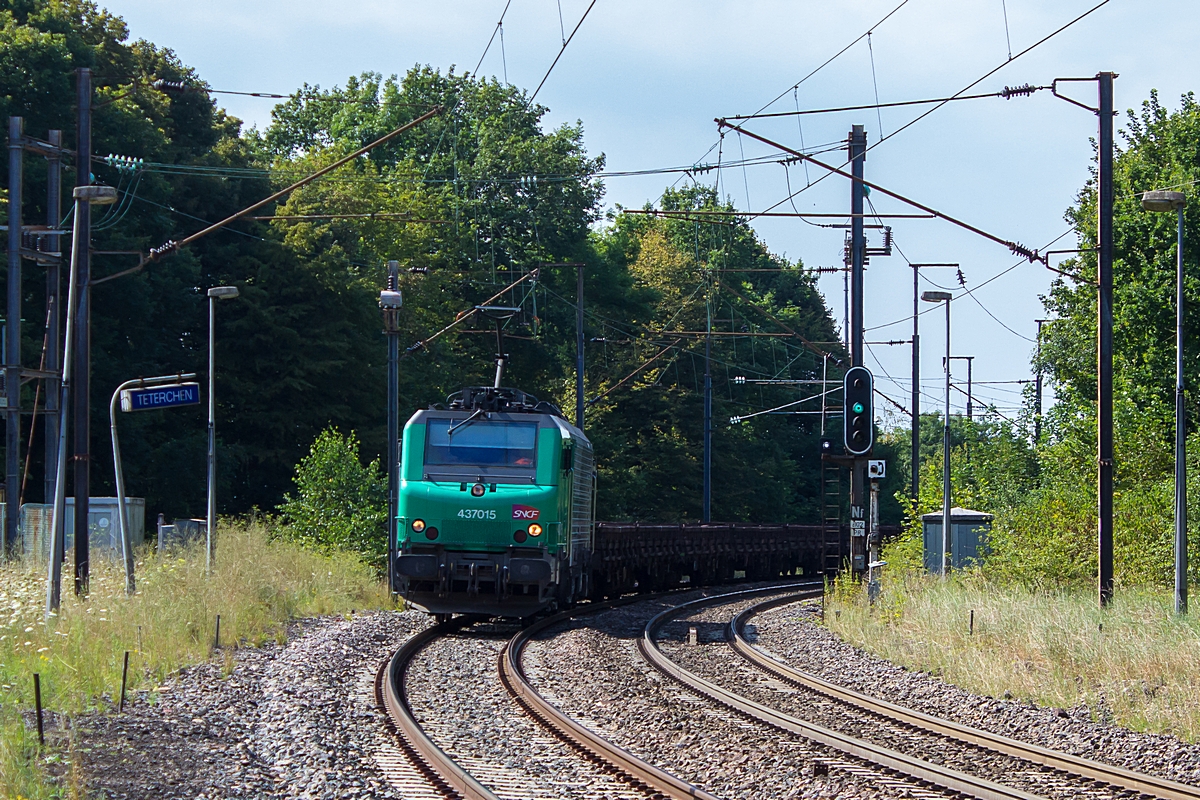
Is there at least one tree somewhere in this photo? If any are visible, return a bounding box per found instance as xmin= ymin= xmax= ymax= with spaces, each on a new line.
xmin=277 ymin=427 xmax=387 ymax=569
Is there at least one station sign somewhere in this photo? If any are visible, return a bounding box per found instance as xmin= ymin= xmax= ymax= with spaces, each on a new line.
xmin=120 ymin=382 xmax=201 ymax=412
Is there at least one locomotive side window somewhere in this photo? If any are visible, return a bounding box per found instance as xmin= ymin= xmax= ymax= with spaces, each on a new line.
xmin=425 ymin=420 xmax=538 ymax=468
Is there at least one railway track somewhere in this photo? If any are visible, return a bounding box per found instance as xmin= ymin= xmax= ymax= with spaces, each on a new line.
xmin=374 ymin=583 xmax=1196 ymax=800
xmin=731 ymin=594 xmax=1200 ymax=800
xmin=376 ymin=618 xmax=499 ymax=800
xmin=376 ymin=597 xmax=721 ymax=800
xmin=641 ymin=585 xmax=1200 ymax=800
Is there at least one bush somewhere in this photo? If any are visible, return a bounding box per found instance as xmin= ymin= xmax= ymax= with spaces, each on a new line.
xmin=277 ymin=427 xmax=389 ymax=570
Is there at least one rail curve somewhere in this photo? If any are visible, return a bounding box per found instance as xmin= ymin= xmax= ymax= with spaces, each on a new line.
xmin=377 ymin=619 xmax=501 ymax=800
xmin=732 ymin=593 xmax=1200 ymax=800
xmin=500 ymin=597 xmax=723 ymax=800
xmin=640 ymin=584 xmax=1050 ymax=800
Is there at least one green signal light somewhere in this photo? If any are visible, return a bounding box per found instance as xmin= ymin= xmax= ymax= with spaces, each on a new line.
xmin=852 ymin=402 xmax=864 ymax=414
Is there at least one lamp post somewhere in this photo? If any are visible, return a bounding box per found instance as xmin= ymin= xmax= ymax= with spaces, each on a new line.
xmin=923 ymin=290 xmax=953 ymax=576
xmin=206 ymin=286 xmax=239 ymax=573
xmin=910 ymin=263 xmax=960 ymax=508
xmin=1141 ymin=189 xmax=1188 ymax=615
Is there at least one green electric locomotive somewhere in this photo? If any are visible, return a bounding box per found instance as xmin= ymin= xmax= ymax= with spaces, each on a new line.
xmin=392 ymin=385 xmax=596 ymax=617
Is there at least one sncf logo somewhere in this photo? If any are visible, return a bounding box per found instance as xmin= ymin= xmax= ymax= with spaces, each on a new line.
xmin=512 ymin=504 xmax=540 ymax=520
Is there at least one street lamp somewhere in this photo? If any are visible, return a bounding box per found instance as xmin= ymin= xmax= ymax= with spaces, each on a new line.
xmin=908 ymin=263 xmax=960 ymax=511
xmin=922 ymin=290 xmax=953 ymax=577
xmin=206 ymin=285 xmax=239 ymax=573
xmin=1141 ymin=189 xmax=1188 ymax=615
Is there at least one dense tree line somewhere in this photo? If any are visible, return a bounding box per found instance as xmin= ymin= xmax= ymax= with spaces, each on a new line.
xmin=1 ymin=1 xmax=846 ymax=528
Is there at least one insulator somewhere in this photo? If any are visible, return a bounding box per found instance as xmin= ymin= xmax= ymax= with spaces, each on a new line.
xmin=153 ymin=79 xmax=187 ymax=93
xmin=882 ymin=226 xmax=893 ymax=251
xmin=1007 ymin=240 xmax=1040 ymax=262
xmin=1001 ymin=83 xmax=1037 ymax=100
xmin=149 ymin=240 xmax=178 ymax=260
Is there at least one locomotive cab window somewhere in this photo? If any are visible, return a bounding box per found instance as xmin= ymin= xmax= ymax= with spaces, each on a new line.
xmin=425 ymin=420 xmax=538 ymax=470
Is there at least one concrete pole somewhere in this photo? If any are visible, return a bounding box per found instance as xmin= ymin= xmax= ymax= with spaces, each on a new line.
xmin=1097 ymin=71 xmax=1115 ymax=608
xmin=45 ymin=194 xmax=83 ymax=616
xmin=849 ymin=125 xmax=867 ymax=368
xmin=6 ymin=116 xmax=23 ymax=559
xmin=1035 ymin=319 xmax=1047 ymax=442
xmin=73 ymin=67 xmax=92 ymax=595
xmin=911 ymin=265 xmax=920 ymax=508
xmin=576 ymin=262 xmax=585 ymax=430
xmin=703 ymin=291 xmax=712 ymax=523
xmin=386 ymin=261 xmax=400 ymax=595
xmin=1175 ymin=204 xmax=1188 ymax=615
xmin=45 ymin=130 xmax=62 ymax=508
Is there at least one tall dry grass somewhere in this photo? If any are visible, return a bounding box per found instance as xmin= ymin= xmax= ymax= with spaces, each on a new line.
xmin=0 ymin=520 xmax=391 ymax=799
xmin=828 ymin=572 xmax=1200 ymax=741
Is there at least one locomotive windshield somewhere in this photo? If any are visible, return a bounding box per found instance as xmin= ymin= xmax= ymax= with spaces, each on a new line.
xmin=425 ymin=420 xmax=538 ymax=468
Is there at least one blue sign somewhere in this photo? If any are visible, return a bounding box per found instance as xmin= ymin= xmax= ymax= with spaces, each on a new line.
xmin=121 ymin=383 xmax=201 ymax=412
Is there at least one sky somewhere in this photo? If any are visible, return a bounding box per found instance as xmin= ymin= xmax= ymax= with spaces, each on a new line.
xmin=106 ymin=0 xmax=1196 ymax=426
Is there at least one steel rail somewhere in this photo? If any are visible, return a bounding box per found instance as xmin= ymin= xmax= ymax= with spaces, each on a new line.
xmin=733 ymin=594 xmax=1200 ymax=800
xmin=500 ymin=596 xmax=724 ymax=800
xmin=640 ymin=586 xmax=1048 ymax=800
xmin=379 ymin=620 xmax=502 ymax=800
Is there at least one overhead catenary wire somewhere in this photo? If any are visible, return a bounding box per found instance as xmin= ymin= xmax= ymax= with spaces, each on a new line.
xmin=670 ymin=0 xmax=912 ymax=209
xmin=866 ymin=31 xmax=885 ymax=137
xmin=724 ymin=84 xmax=1046 ymax=120
xmin=865 ymin=227 xmax=1074 ymax=334
xmin=867 ymin=0 xmax=1114 ymax=153
xmin=748 ymin=0 xmax=914 ymax=118
xmin=1000 ymin=0 xmax=1014 ymax=60
xmin=715 ymin=120 xmax=1048 ymax=264
xmin=474 ymin=0 xmax=515 ymax=76
xmin=740 ymin=0 xmax=1115 ymax=219
xmin=528 ymin=0 xmax=599 ymax=103
xmin=95 ymin=106 xmax=445 ymax=285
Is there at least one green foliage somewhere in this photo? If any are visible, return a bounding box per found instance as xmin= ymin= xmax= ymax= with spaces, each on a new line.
xmin=584 ymin=185 xmax=843 ymax=520
xmin=277 ymin=428 xmax=388 ymax=569
xmin=0 ymin=2 xmax=844 ymax=530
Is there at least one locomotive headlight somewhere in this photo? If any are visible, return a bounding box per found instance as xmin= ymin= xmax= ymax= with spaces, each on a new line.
xmin=411 ymin=519 xmax=426 ymax=533
xmin=471 ymin=483 xmax=486 ymax=497
xmin=528 ymin=523 xmax=543 ymax=537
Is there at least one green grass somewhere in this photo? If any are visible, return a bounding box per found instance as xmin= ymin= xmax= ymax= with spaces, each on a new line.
xmin=0 ymin=521 xmax=391 ymax=799
xmin=827 ymin=571 xmax=1200 ymax=741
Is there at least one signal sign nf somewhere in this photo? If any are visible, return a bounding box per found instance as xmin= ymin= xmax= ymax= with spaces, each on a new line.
xmin=120 ymin=383 xmax=201 ymax=412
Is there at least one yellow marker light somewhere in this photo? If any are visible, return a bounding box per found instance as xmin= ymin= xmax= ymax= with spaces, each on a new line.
xmin=528 ymin=523 xmax=543 ymax=537
xmin=411 ymin=519 xmax=426 ymax=533
xmin=471 ymin=483 xmax=486 ymax=497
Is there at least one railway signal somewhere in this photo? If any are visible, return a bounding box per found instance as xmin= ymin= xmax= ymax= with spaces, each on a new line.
xmin=843 ymin=366 xmax=873 ymax=456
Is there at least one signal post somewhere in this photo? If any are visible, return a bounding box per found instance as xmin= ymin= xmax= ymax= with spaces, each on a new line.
xmin=843 ymin=366 xmax=874 ymax=575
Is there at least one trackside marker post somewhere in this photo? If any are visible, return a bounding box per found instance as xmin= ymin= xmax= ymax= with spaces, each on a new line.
xmin=119 ymin=651 xmax=129 ymax=712
xmin=33 ymin=673 xmax=44 ymax=745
